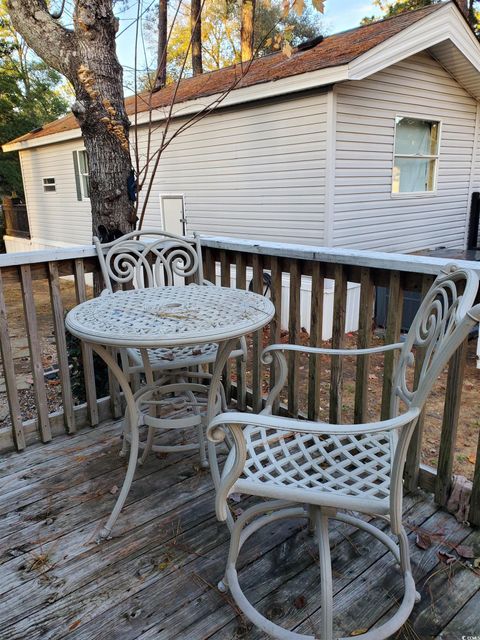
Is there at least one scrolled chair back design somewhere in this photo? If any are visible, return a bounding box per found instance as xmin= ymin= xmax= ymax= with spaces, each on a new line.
xmin=93 ymin=229 xmax=204 ymax=292
xmin=392 ymin=263 xmax=479 ymax=415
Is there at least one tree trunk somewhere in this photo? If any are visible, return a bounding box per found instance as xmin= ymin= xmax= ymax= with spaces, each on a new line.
xmin=7 ymin=0 xmax=135 ymax=238
xmin=241 ymin=0 xmax=256 ymax=61
xmin=154 ymin=0 xmax=168 ymax=90
xmin=191 ymin=0 xmax=203 ymax=75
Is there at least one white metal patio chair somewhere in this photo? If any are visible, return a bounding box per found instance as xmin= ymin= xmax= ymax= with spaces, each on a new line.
xmin=93 ymin=229 xmax=246 ymax=467
xmin=207 ymin=264 xmax=480 ymax=640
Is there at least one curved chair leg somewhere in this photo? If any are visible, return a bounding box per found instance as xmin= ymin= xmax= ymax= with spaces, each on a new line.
xmin=313 ymin=507 xmax=333 ymax=640
xmin=217 ymin=504 xmax=418 ymax=640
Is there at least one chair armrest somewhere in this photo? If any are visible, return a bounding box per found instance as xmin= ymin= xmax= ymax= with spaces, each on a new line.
xmin=262 ymin=342 xmax=403 ymax=359
xmin=207 ymin=408 xmax=420 ymax=441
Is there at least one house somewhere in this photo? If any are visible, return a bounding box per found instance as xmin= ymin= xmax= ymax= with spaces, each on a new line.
xmin=3 ymin=0 xmax=480 ymax=257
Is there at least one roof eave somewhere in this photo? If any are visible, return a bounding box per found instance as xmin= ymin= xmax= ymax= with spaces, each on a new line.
xmin=2 ymin=64 xmax=350 ymax=152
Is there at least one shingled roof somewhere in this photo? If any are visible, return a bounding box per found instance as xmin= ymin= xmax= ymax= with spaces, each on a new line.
xmin=7 ymin=2 xmax=445 ymax=146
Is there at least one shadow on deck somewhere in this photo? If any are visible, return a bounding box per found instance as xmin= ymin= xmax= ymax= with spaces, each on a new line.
xmin=0 ymin=421 xmax=479 ymax=640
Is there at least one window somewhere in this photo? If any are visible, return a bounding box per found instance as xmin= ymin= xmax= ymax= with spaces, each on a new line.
xmin=42 ymin=177 xmax=56 ymax=193
xmin=392 ymin=117 xmax=440 ymax=194
xmin=73 ymin=149 xmax=90 ymax=200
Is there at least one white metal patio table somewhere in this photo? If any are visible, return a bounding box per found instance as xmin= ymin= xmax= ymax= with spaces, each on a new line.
xmin=65 ymin=284 xmax=274 ymax=539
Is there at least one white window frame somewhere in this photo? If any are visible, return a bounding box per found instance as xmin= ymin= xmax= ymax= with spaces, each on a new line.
xmin=42 ymin=177 xmax=56 ymax=193
xmin=74 ymin=149 xmax=90 ymax=201
xmin=391 ymin=114 xmax=442 ymax=198
xmin=159 ymin=193 xmax=186 ymax=235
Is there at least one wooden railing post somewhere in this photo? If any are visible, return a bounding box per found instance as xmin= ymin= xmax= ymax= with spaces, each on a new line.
xmin=381 ymin=271 xmax=403 ymax=420
xmin=329 ymin=264 xmax=347 ymax=424
xmin=354 ymin=267 xmax=374 ymax=424
xmin=435 ymin=339 xmax=469 ymax=507
xmin=235 ymin=252 xmax=247 ymax=411
xmin=287 ymin=260 xmax=301 ymax=417
xmin=404 ymin=275 xmax=431 ymax=491
xmin=269 ymin=256 xmax=282 ymax=415
xmin=19 ymin=264 xmax=52 ymax=442
xmin=0 ymin=271 xmax=25 ymax=450
xmin=219 ymin=250 xmax=232 ymax=404
xmin=48 ymin=262 xmax=75 ymax=433
xmin=308 ymin=261 xmax=323 ymax=421
xmin=251 ymin=254 xmax=263 ymax=413
xmin=73 ymin=259 xmax=99 ymax=427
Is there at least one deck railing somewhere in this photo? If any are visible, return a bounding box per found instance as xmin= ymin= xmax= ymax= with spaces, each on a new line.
xmin=2 ymin=198 xmax=30 ymax=239
xmin=0 ymin=237 xmax=478 ymax=525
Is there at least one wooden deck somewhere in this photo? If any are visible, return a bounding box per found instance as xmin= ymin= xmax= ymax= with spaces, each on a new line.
xmin=0 ymin=421 xmax=479 ymax=640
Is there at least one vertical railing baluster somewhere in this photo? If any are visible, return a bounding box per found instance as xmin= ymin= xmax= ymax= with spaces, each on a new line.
xmin=48 ymin=262 xmax=75 ymax=433
xmin=404 ymin=275 xmax=432 ymax=491
xmin=287 ymin=260 xmax=301 ymax=417
xmin=354 ymin=267 xmax=374 ymax=424
xmin=435 ymin=338 xmax=469 ymax=506
xmin=381 ymin=271 xmax=403 ymax=420
xmin=74 ymin=259 xmax=99 ymax=427
xmin=0 ymin=270 xmax=25 ymax=450
xmin=269 ymin=256 xmax=282 ymax=414
xmin=220 ymin=250 xmax=232 ymax=404
xmin=19 ymin=264 xmax=51 ymax=442
xmin=235 ymin=252 xmax=247 ymax=411
xmin=329 ymin=264 xmax=347 ymax=424
xmin=203 ymin=247 xmax=216 ymax=285
xmin=308 ymin=262 xmax=324 ymax=421
xmin=252 ymin=254 xmax=263 ymax=413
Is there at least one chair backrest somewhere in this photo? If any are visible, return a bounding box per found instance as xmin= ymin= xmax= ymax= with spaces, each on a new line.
xmin=391 ymin=264 xmax=480 ymax=417
xmin=93 ymin=229 xmax=205 ymax=292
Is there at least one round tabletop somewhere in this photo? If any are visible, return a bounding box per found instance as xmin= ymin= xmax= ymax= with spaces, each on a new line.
xmin=65 ymin=285 xmax=275 ymax=348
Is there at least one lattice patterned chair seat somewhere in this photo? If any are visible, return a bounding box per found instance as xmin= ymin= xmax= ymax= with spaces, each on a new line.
xmin=223 ymin=426 xmax=394 ymax=513
xmin=126 ymin=341 xmax=245 ymax=373
xmin=93 ymin=229 xmax=247 ymax=467
xmin=207 ymin=264 xmax=480 ymax=640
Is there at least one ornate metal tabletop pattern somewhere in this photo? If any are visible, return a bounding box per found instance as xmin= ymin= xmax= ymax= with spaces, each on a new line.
xmin=65 ymin=285 xmax=275 ymax=347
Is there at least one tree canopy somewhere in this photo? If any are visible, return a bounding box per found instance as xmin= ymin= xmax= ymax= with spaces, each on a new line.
xmin=0 ymin=3 xmax=69 ymax=197
xmin=143 ymin=0 xmax=324 ymax=85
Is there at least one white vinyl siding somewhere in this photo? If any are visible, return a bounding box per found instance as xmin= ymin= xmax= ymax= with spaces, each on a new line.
xmin=19 ymin=141 xmax=92 ymax=247
xmin=333 ymin=51 xmax=477 ymax=252
xmin=137 ymin=92 xmax=328 ymax=245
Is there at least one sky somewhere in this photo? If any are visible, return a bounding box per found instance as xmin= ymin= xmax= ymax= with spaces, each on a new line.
xmin=113 ymin=0 xmax=383 ymax=78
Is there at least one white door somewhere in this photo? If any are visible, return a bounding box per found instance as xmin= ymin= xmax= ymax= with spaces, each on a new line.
xmin=161 ymin=195 xmax=185 ymax=235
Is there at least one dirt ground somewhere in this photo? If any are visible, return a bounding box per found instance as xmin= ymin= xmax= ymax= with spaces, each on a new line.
xmin=1 ymin=279 xmax=479 ymax=479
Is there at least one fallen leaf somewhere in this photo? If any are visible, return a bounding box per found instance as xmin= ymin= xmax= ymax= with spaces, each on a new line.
xmin=109 ymin=485 xmax=119 ymax=495
xmin=456 ymin=545 xmax=475 ymax=559
xmin=293 ymin=595 xmax=307 ymax=609
xmin=468 ymin=455 xmax=476 ymax=464
xmin=351 ymin=630 xmax=368 ymax=637
xmin=68 ymin=620 xmax=81 ymax=631
xmin=192 ymin=348 xmax=203 ymax=356
xmin=415 ymin=532 xmax=432 ymax=550
xmin=283 ymin=42 xmax=293 ymax=58
xmin=437 ymin=551 xmax=456 ymax=565
xmin=473 ymin=558 xmax=480 ymax=569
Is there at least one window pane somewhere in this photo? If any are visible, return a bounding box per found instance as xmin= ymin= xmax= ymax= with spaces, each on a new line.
xmin=78 ymin=150 xmax=88 ymax=174
xmin=82 ymin=174 xmax=90 ymax=198
xmin=393 ymin=157 xmax=436 ymax=193
xmin=394 ymin=118 xmax=439 ymax=156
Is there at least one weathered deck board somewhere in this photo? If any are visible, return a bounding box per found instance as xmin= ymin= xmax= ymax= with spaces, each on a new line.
xmin=0 ymin=422 xmax=478 ymax=640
